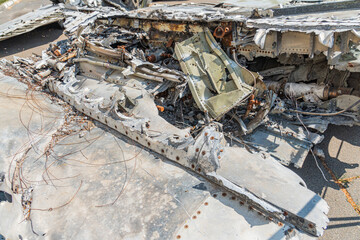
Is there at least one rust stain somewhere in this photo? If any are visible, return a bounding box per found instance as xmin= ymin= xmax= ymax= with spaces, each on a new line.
xmin=320 ymin=158 xmax=360 ymax=215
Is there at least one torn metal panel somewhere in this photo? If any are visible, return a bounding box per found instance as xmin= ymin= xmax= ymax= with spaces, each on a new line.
xmin=243 ymin=118 xmax=323 ymax=168
xmin=0 ymin=75 xmax=316 ymax=239
xmin=0 ymin=5 xmax=64 ymax=41
xmin=43 ymin=56 xmax=329 ymax=235
xmin=174 ymin=28 xmax=253 ymax=120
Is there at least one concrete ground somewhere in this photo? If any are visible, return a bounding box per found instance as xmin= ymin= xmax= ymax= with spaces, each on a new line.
xmin=292 ymin=125 xmax=360 ymax=239
xmin=0 ymin=0 xmax=359 ymax=239
xmin=0 ymin=0 xmax=52 ymax=23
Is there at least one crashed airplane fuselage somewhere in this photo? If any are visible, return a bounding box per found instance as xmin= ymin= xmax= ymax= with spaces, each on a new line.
xmin=1 ymin=0 xmax=360 ymax=239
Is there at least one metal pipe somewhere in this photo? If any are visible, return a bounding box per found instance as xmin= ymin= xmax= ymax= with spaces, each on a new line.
xmin=74 ymin=58 xmax=164 ymax=82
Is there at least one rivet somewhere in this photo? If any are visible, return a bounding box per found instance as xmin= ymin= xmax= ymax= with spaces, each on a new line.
xmin=220 ymin=149 xmax=223 ymax=152
xmin=184 ymin=225 xmax=188 ymax=229
xmin=147 ymin=142 xmax=151 ymax=146
xmin=115 ymin=125 xmax=118 ymax=129
xmin=218 ymin=156 xmax=221 ymax=159
xmin=231 ymin=196 xmax=236 ymax=200
xmin=205 ymin=132 xmax=208 ymax=136
xmin=210 ymin=136 xmax=214 ymax=140
xmin=204 ymin=202 xmax=208 ymax=206
xmin=176 ymin=156 xmax=180 ymax=161
xmin=136 ymin=136 xmax=139 ymax=140
xmin=161 ymin=149 xmax=165 ymax=153
xmin=197 ymin=211 xmax=201 ymax=215
xmin=283 ymin=211 xmax=288 ymax=216
xmin=125 ymin=131 xmax=128 ymax=135
xmin=201 ymin=151 xmax=206 ymax=155
xmin=176 ymin=235 xmax=181 ymax=239
xmin=145 ymin=122 xmax=150 ymax=128
xmin=278 ymin=222 xmax=284 ymax=227
xmin=222 ymin=193 xmax=227 ymax=197
xmin=248 ymin=206 xmax=253 ymax=211
xmin=197 ymin=168 xmax=201 ymax=172
xmin=213 ymin=194 xmax=217 ymax=198
xmin=195 ymin=148 xmax=199 ymax=152
xmin=239 ymin=201 xmax=244 ymax=205
xmin=191 ymin=164 xmax=195 ymax=168
xmin=308 ymin=223 xmax=314 ymax=228
xmin=192 ymin=216 xmax=197 ymax=219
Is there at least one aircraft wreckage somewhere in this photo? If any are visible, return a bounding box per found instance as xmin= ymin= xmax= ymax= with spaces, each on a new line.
xmin=0 ymin=0 xmax=360 ymax=239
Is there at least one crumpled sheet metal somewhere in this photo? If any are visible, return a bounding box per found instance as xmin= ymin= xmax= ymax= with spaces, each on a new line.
xmin=45 ymin=58 xmax=330 ymax=236
xmin=246 ymin=12 xmax=360 ymax=32
xmin=175 ymin=28 xmax=253 ymax=120
xmin=124 ymin=4 xmax=248 ymax=22
xmin=252 ymin=28 xmax=354 ymax=50
xmin=245 ymin=118 xmax=324 ymax=168
xmin=0 ymin=74 xmax=317 ymax=240
xmin=0 ymin=5 xmax=64 ymax=41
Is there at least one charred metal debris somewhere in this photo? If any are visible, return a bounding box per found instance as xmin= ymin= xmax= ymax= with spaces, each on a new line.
xmin=1 ymin=0 xmax=360 ymax=238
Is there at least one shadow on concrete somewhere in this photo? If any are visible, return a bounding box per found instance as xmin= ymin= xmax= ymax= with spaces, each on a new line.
xmin=0 ymin=22 xmax=63 ymax=58
xmin=291 ymin=125 xmax=360 ymax=196
xmin=327 ymin=221 xmax=360 ymax=229
xmin=329 ymin=216 xmax=360 ymax=221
